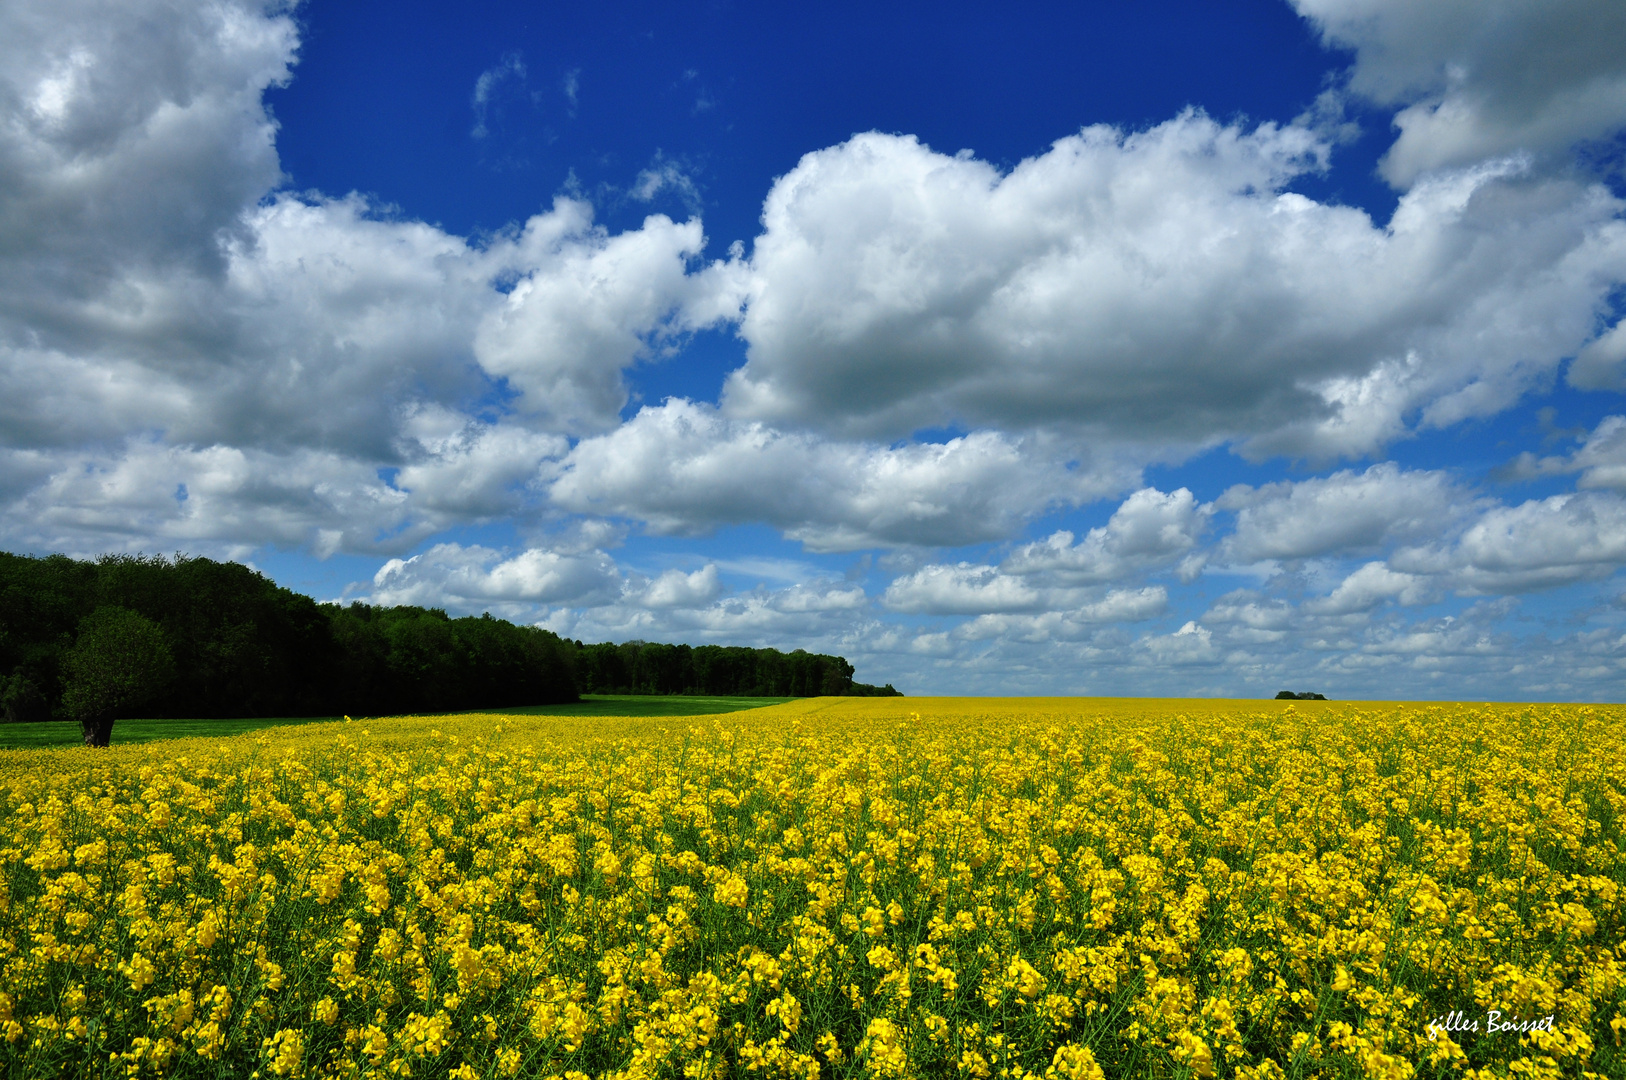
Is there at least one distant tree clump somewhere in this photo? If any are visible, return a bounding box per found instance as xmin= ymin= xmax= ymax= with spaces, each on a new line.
xmin=1275 ymin=690 xmax=1328 ymax=700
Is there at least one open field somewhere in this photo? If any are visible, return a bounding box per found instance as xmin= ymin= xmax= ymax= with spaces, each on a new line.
xmin=0 ymin=696 xmax=795 ymax=750
xmin=0 ymin=698 xmax=1621 ymax=1078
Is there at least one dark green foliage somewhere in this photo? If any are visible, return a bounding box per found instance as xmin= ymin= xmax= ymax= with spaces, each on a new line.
xmin=324 ymin=604 xmax=577 ymax=716
xmin=0 ymin=549 xmax=899 ymax=742
xmin=0 ymin=552 xmax=95 ymax=716
xmin=846 ymin=681 xmax=903 ymax=696
xmin=93 ymin=554 xmax=340 ymax=719
xmin=1275 ymin=690 xmax=1328 ymax=700
xmin=559 ymin=639 xmax=899 ymax=697
xmin=0 ymin=551 xmax=578 ymax=729
xmin=1 ymin=673 xmax=50 ymax=723
xmin=61 ymin=606 xmax=177 ymax=746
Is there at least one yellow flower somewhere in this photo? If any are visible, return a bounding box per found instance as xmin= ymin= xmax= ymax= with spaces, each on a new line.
xmin=260 ymin=1028 xmax=304 ymax=1077
xmin=1047 ymin=1043 xmax=1105 ymax=1080
xmin=711 ymin=872 xmax=749 ymax=908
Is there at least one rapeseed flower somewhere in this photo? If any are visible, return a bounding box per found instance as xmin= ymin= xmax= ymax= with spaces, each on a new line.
xmin=0 ymin=698 xmax=1621 ymax=1077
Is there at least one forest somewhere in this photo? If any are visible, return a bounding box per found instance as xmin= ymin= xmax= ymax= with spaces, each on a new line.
xmin=0 ymin=552 xmax=897 ymax=743
xmin=565 ymin=638 xmax=900 ymax=698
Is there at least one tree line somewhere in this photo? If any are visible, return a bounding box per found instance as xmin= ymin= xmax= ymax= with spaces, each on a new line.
xmin=565 ymin=639 xmax=900 ymax=698
xmin=0 ymin=552 xmax=898 ymax=745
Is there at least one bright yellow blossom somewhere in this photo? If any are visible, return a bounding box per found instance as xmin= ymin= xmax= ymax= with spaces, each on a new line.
xmin=0 ymin=697 xmax=1621 ymax=1077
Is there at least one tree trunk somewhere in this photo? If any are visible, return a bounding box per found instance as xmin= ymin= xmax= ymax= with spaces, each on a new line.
xmin=80 ymin=715 xmax=114 ymax=747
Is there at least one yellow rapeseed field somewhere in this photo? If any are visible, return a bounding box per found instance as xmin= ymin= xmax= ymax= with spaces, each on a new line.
xmin=0 ymin=698 xmax=1622 ymax=1079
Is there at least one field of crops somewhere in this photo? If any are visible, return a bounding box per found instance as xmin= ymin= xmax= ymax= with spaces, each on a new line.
xmin=0 ymin=698 xmax=1622 ymax=1079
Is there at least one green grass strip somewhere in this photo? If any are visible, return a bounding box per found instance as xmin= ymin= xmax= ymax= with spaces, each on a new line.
xmin=0 ymin=694 xmax=796 ymax=748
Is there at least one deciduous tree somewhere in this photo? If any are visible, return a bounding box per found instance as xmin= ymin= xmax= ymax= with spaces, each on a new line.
xmin=61 ymin=606 xmax=176 ymax=747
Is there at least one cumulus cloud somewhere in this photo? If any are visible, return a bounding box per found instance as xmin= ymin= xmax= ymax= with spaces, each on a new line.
xmin=1306 ymin=561 xmax=1431 ymax=614
xmin=1142 ymin=620 xmax=1220 ymax=665
xmin=392 ymin=408 xmax=566 ymax=520
xmin=1003 ymin=487 xmax=1208 ymax=584
xmin=631 ymin=154 xmax=704 ymax=215
xmin=1393 ymin=491 xmax=1626 ymax=593
xmin=0 ymin=439 xmax=414 ymax=559
xmin=882 ymin=563 xmax=1043 ymax=615
xmin=951 ymin=588 xmax=1168 ymax=641
xmin=473 ymin=204 xmax=723 ymax=435
xmin=1572 ymin=417 xmax=1626 ymax=492
xmin=1203 ymin=593 xmax=1296 ymax=640
xmin=1219 ymin=463 xmax=1468 ymax=563
xmin=361 ymin=540 xmax=875 ymax=657
xmin=630 ymin=565 xmax=723 ymax=609
xmin=1570 ymin=321 xmax=1626 ymax=390
xmin=550 ymin=399 xmax=1127 ymax=550
xmin=368 ymin=543 xmax=622 ymax=609
xmin=878 ymin=487 xmax=1200 ymax=616
xmin=1292 ymin=0 xmax=1626 ymax=186
xmin=1499 ymin=415 xmax=1626 ymax=492
xmin=0 ymin=0 xmax=294 ymax=307
xmin=717 ymin=121 xmax=1626 ymax=458
xmin=0 ymin=410 xmax=570 ymax=559
xmin=0 ymin=0 xmax=731 ymax=556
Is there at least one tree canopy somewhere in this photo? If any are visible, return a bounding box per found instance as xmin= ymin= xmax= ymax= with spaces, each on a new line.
xmin=61 ymin=606 xmax=176 ymax=746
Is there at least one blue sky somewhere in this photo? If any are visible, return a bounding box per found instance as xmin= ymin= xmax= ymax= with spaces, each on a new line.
xmin=3 ymin=0 xmax=1626 ymax=699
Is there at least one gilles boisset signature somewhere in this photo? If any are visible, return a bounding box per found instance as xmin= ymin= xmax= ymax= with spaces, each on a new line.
xmin=1427 ymin=1010 xmax=1556 ymax=1041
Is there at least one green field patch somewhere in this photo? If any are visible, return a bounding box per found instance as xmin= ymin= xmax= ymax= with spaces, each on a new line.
xmin=498 ymin=694 xmax=795 ymax=718
xmin=0 ymin=695 xmax=793 ymax=749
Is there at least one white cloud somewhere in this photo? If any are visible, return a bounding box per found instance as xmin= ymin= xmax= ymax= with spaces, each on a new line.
xmin=1570 ymin=321 xmax=1626 ymax=391
xmin=952 ymin=588 xmax=1168 ymax=641
xmin=0 ymin=0 xmax=733 ymax=556
xmin=710 ymin=556 xmax=826 ymax=585
xmin=546 ymin=578 xmax=870 ymax=648
xmin=360 ymin=539 xmax=875 ymax=656
xmin=878 ymin=487 xmax=1202 ymax=617
xmin=631 ymin=154 xmax=703 ymax=215
xmin=1292 ymin=0 xmax=1626 ymax=186
xmin=471 ymin=52 xmax=527 ymax=139
xmin=1500 ymin=415 xmax=1626 ymax=493
xmin=717 ymin=120 xmax=1626 ymax=458
xmin=472 ymin=202 xmax=723 ymax=436
xmin=369 ymin=543 xmax=622 ymax=609
xmin=1220 ymin=463 xmax=1467 ymax=563
xmin=1142 ymin=620 xmax=1220 ymax=665
xmin=393 ymin=408 xmax=566 ymax=520
xmin=550 ymin=399 xmax=1126 ymax=550
xmin=631 ymin=565 xmax=723 ymax=609
xmin=0 ymin=439 xmax=415 ymax=559
xmin=1003 ymin=487 xmax=1208 ymax=584
xmin=1307 ymin=561 xmax=1431 ymax=614
xmin=1203 ymin=593 xmax=1296 ymax=638
xmin=0 ymin=410 xmax=571 ymax=560
xmin=0 ymin=0 xmax=294 ymax=302
xmin=1393 ymin=491 xmax=1626 ymax=593
xmin=883 ymin=563 xmax=1043 ymax=615
xmin=1573 ymin=416 xmax=1626 ymax=492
